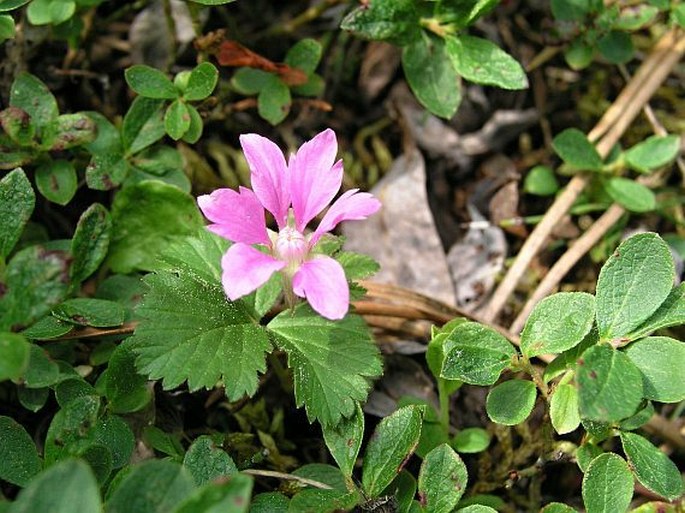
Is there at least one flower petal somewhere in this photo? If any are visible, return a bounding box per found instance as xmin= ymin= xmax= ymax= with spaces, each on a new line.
xmin=221 ymin=243 xmax=285 ymax=300
xmin=289 ymin=129 xmax=343 ymax=231
xmin=240 ymin=133 xmax=290 ymax=228
xmin=292 ymin=256 xmax=349 ymax=320
xmin=197 ymin=187 xmax=270 ymax=245
xmin=310 ymin=189 xmax=381 ymax=245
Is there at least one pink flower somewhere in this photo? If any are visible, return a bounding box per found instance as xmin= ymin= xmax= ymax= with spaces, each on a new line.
xmin=197 ymin=129 xmax=381 ymax=320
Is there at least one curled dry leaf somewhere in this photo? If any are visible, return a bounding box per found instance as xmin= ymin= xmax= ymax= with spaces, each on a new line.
xmin=216 ymin=41 xmax=307 ymax=86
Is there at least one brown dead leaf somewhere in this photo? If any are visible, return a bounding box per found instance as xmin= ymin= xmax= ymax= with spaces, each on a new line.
xmin=216 ymin=41 xmax=307 ymax=86
xmin=359 ymin=42 xmax=401 ymax=100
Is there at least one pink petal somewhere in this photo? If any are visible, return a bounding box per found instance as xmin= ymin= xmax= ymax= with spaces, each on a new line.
xmin=292 ymin=256 xmax=349 ymax=320
xmin=221 ymin=243 xmax=285 ymax=300
xmin=198 ymin=187 xmax=269 ymax=245
xmin=289 ymin=129 xmax=343 ymax=232
xmin=240 ymin=133 xmax=290 ymax=228
xmin=310 ymin=189 xmax=381 ymax=245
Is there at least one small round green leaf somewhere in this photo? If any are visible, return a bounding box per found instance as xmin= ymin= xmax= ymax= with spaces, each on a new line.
xmin=183 ymin=62 xmax=219 ymax=101
xmin=402 ymin=32 xmax=461 ymax=119
xmin=230 ymin=68 xmax=272 ymax=95
xmin=106 ymin=460 xmax=196 ymax=513
xmin=0 ymin=415 xmax=42 ymax=486
xmin=623 ymin=336 xmax=685 ymax=403
xmin=445 ymin=34 xmax=528 ymax=90
xmin=620 ymin=432 xmax=684 ymax=500
xmin=452 ymin=427 xmax=490 ymax=453
xmin=70 ymin=203 xmax=112 ymax=284
xmin=596 ymin=233 xmax=674 ymax=340
xmin=105 ymin=340 xmax=152 ymax=414
xmin=0 ymin=14 xmax=15 ymax=41
xmin=597 ymin=31 xmax=634 ymax=64
xmin=52 ymin=298 xmax=124 ymax=327
xmin=521 ymin=292 xmax=595 ymax=357
xmin=524 ymin=165 xmax=559 ymax=196
xmin=441 ymin=322 xmax=516 ymax=386
xmin=91 ymin=415 xmax=135 ymax=469
xmin=576 ymin=443 xmax=603 ymax=473
xmin=0 ymin=332 xmax=30 ymax=382
xmin=582 ymin=453 xmax=633 ymax=513
xmin=604 ymin=177 xmax=656 ymax=213
xmin=35 ymin=160 xmax=77 ymax=206
xmin=122 ymin=96 xmax=166 ymax=154
xmin=485 ymin=379 xmax=537 ymax=426
xmin=322 ymin=403 xmax=364 ymax=478
xmin=10 ymin=459 xmax=100 ymax=513
xmin=284 ymin=38 xmax=322 ymax=74
xmin=624 ymin=135 xmax=680 ymax=173
xmin=257 ymin=75 xmax=291 ymax=125
xmin=10 ymin=72 xmax=58 ymax=128
xmin=183 ymin=435 xmax=238 ymax=486
xmin=577 ymin=344 xmax=643 ymax=422
xmin=181 ymin=105 xmax=203 ymax=144
xmin=418 ymin=444 xmax=467 ymax=513
xmin=550 ymin=383 xmax=581 ymax=435
xmin=164 ymin=99 xmax=191 ymax=140
xmin=552 ymin=128 xmax=603 ymax=171
xmin=564 ymin=39 xmax=594 ymax=70
xmin=551 ymin=0 xmax=589 ymax=21
xmin=361 ymin=405 xmax=424 ymax=498
xmin=541 ymin=503 xmax=578 ymax=513
xmin=125 ymin=65 xmax=178 ymax=99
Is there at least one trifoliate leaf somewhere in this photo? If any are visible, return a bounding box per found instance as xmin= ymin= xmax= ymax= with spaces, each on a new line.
xmin=268 ymin=304 xmax=382 ymax=427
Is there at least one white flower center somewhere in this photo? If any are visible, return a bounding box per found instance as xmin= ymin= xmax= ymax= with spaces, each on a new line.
xmin=275 ymin=227 xmax=308 ymax=264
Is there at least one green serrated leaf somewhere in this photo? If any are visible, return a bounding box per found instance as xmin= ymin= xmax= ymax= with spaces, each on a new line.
xmin=486 ymin=379 xmax=537 ymax=426
xmin=577 ymin=344 xmax=643 ymax=422
xmin=0 ymin=168 xmax=34 ymax=259
xmin=336 ymin=251 xmax=380 ymax=281
xmin=624 ymin=135 xmax=680 ymax=173
xmin=257 ymin=75 xmax=291 ymax=125
xmin=451 ymin=427 xmax=490 ymax=454
xmin=0 ymin=332 xmax=30 ymax=381
xmin=183 ymin=435 xmax=238 ymax=486
xmin=165 ymin=99 xmax=191 ymax=141
xmin=106 ymin=460 xmax=196 ymax=513
xmin=595 ymin=233 xmax=674 ymax=340
xmin=524 ymin=165 xmax=559 ymax=196
xmin=620 ymin=432 xmax=683 ymax=501
xmin=445 ymin=35 xmax=528 ymax=90
xmin=521 ymin=292 xmax=595 ymax=357
xmin=582 ymin=453 xmax=633 ymax=513
xmin=0 ymin=245 xmax=70 ymax=332
xmin=340 ymin=0 xmax=420 ymax=45
xmin=597 ymin=30 xmax=634 ymax=64
xmin=173 ymin=474 xmax=253 ymax=513
xmin=122 ymin=96 xmax=167 ymax=155
xmin=623 ymin=337 xmax=685 ymax=403
xmin=35 ymin=159 xmax=77 ymax=206
xmin=10 ymin=459 xmax=101 ymax=513
xmin=552 ymin=128 xmax=603 ymax=171
xmin=183 ymin=62 xmax=218 ymax=101
xmin=284 ymin=38 xmax=322 ymax=74
xmin=0 ymin=415 xmax=42 ymax=486
xmin=402 ymin=31 xmax=461 ymax=119
xmin=52 ymin=298 xmax=124 ymax=327
xmin=362 ymin=405 xmax=424 ymax=498
xmin=108 ymin=180 xmax=204 ymax=274
xmin=418 ymin=444 xmax=467 ymax=513
xmin=604 ymin=177 xmax=655 ymax=212
xmin=322 ymin=403 xmax=364 ymax=478
xmin=440 ymin=322 xmax=516 ymax=385
xmin=130 ymin=232 xmax=271 ymax=400
xmin=125 ymin=65 xmax=178 ymax=99
xmin=10 ymin=72 xmax=58 ymax=128
xmin=268 ymin=304 xmax=382 ymax=426
xmin=550 ymin=383 xmax=581 ymax=435
xmin=70 ymin=203 xmax=111 ymax=284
